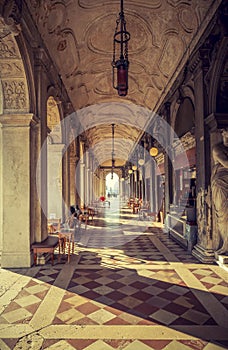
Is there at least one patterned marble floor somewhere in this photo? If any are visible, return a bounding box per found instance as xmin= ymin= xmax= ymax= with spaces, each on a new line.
xmin=0 ymin=202 xmax=228 ymax=349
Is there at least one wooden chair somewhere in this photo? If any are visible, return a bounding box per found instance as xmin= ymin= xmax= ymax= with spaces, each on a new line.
xmin=58 ymin=230 xmax=74 ymax=263
xmin=31 ymin=236 xmax=59 ymax=266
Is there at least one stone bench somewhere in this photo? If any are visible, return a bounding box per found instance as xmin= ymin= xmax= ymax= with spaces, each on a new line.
xmin=31 ymin=236 xmax=59 ymax=266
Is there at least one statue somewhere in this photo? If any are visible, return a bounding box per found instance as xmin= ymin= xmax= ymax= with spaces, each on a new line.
xmin=211 ymin=129 xmax=228 ymax=255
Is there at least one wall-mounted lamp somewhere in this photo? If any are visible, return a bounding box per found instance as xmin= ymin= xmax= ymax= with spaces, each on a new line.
xmin=112 ymin=0 xmax=130 ymax=96
xmin=138 ymin=158 xmax=145 ymax=166
xmin=149 ymin=146 xmax=158 ymax=157
xmin=149 ymin=136 xmax=158 ymax=157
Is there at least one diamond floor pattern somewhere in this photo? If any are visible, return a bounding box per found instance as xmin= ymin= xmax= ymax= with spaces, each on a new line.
xmin=0 ymin=204 xmax=228 ymax=349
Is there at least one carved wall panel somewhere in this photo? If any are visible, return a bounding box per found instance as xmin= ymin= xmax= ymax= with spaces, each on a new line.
xmin=2 ymin=80 xmax=26 ymax=110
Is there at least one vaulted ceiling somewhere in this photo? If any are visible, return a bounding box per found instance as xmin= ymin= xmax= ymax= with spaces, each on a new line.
xmin=26 ymin=0 xmax=218 ymax=167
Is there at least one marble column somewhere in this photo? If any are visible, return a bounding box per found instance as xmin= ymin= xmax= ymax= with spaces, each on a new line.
xmin=62 ymin=146 xmax=70 ymax=221
xmin=0 ymin=114 xmax=33 ymax=268
xmin=150 ymin=158 xmax=156 ymax=212
xmin=69 ymin=154 xmax=77 ymax=206
xmin=164 ymin=102 xmax=173 ymax=219
xmin=75 ymin=136 xmax=81 ymax=206
xmin=30 ymin=116 xmax=42 ymax=245
xmin=47 ymin=143 xmax=65 ymax=220
xmin=80 ymin=163 xmax=85 ymax=207
xmin=192 ymin=52 xmax=214 ymax=263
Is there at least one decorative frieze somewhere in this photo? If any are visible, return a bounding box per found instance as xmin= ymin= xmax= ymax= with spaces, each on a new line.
xmin=0 ymin=60 xmax=23 ymax=78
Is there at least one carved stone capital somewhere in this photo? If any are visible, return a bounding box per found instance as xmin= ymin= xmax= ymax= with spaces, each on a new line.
xmin=205 ymin=113 xmax=228 ymax=130
xmin=0 ymin=113 xmax=33 ymax=127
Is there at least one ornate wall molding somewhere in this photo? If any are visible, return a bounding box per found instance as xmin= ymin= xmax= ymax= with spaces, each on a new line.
xmin=79 ymin=0 xmax=162 ymax=10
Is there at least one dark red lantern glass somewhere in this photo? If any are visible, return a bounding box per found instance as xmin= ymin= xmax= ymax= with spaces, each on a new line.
xmin=117 ymin=62 xmax=128 ymax=96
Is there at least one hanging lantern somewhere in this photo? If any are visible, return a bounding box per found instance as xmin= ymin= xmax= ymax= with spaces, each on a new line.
xmin=112 ymin=0 xmax=130 ymax=96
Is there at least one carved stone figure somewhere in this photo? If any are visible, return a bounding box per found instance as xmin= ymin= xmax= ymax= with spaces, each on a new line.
xmin=211 ymin=129 xmax=228 ymax=255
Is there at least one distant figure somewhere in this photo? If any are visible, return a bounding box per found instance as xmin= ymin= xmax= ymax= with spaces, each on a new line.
xmin=70 ymin=206 xmax=76 ymax=215
xmin=75 ymin=204 xmax=82 ymax=218
xmin=211 ymin=129 xmax=228 ymax=255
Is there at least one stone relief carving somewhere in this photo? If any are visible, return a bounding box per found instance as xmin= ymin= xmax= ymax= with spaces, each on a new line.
xmin=86 ymin=12 xmax=151 ymax=55
xmin=211 ymin=129 xmax=228 ymax=255
xmin=158 ymin=32 xmax=184 ymax=78
xmin=2 ymin=80 xmax=26 ymax=110
xmin=0 ymin=62 xmax=23 ymax=78
xmin=196 ymin=187 xmax=211 ymax=242
xmin=178 ymin=5 xmax=198 ymax=33
xmin=56 ymin=29 xmax=80 ymax=78
xmin=0 ymin=16 xmax=29 ymax=113
xmin=0 ymin=37 xmax=20 ymax=58
xmin=46 ymin=2 xmax=67 ymax=34
xmin=2 ymin=0 xmax=22 ymax=35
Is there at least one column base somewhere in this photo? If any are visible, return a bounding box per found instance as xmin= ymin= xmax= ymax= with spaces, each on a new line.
xmin=215 ymin=252 xmax=228 ymax=272
xmin=192 ymin=244 xmax=215 ymax=264
xmin=1 ymin=251 xmax=32 ymax=268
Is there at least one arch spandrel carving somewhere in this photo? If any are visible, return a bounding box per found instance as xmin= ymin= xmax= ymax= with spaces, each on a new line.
xmin=0 ymin=17 xmax=29 ymax=114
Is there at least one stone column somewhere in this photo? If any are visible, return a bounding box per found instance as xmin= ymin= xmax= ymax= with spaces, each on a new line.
xmin=0 ymin=114 xmax=33 ymax=267
xmin=192 ymin=51 xmax=214 ymax=263
xmin=150 ymin=158 xmax=156 ymax=212
xmin=75 ymin=136 xmax=81 ymax=206
xmin=34 ymin=49 xmax=49 ymax=241
xmin=30 ymin=116 xmax=41 ymax=245
xmin=47 ymin=143 xmax=65 ymax=220
xmin=164 ymin=102 xmax=173 ymax=219
xmin=69 ymin=154 xmax=77 ymax=206
xmin=141 ymin=166 xmax=145 ymax=202
xmin=85 ymin=151 xmax=90 ymax=206
xmin=62 ymin=145 xmax=71 ymax=221
xmin=80 ymin=163 xmax=85 ymax=207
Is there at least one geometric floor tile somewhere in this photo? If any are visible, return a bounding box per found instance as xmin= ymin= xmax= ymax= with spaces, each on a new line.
xmin=1 ymin=206 xmax=228 ymax=349
xmin=149 ymin=309 xmax=179 ymax=325
xmin=1 ymin=308 xmax=32 ymax=323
